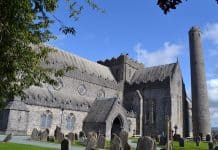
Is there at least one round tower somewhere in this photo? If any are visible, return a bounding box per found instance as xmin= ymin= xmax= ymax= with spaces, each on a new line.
xmin=189 ymin=26 xmax=211 ymax=138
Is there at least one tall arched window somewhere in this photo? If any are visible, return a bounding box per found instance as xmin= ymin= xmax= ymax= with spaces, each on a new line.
xmin=66 ymin=113 xmax=75 ymax=130
xmin=40 ymin=110 xmax=52 ymax=128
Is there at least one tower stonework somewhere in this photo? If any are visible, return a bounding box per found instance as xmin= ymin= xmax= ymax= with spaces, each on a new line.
xmin=189 ymin=27 xmax=211 ymax=138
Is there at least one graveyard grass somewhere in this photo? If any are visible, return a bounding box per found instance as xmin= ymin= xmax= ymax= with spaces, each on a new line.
xmin=0 ymin=142 xmax=57 ymax=150
xmin=163 ymin=141 xmax=218 ymax=150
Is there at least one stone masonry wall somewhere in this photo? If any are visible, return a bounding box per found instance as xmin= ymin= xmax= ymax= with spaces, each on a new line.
xmin=26 ymin=105 xmax=87 ymax=136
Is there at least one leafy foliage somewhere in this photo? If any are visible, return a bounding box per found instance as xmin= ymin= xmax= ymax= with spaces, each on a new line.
xmin=157 ymin=0 xmax=218 ymax=14
xmin=0 ymin=0 xmax=101 ymax=109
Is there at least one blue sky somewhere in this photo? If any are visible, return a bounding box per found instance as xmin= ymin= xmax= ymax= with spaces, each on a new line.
xmin=48 ymin=0 xmax=218 ymax=127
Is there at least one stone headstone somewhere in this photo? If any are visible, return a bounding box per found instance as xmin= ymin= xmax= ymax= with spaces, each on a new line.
xmin=47 ymin=136 xmax=55 ymax=142
xmin=79 ymin=131 xmax=86 ymax=138
xmin=57 ymin=132 xmax=65 ymax=143
xmin=178 ymin=138 xmax=184 ymax=147
xmin=86 ymin=134 xmax=97 ymax=150
xmin=124 ymin=143 xmax=131 ymax=150
xmin=119 ymin=130 xmax=128 ymax=147
xmin=75 ymin=133 xmax=78 ymax=140
xmin=206 ymin=134 xmax=211 ymax=142
xmin=61 ymin=138 xmax=69 ymax=150
xmin=31 ymin=128 xmax=39 ymax=140
xmin=67 ymin=132 xmax=75 ymax=143
xmin=214 ymin=146 xmax=218 ymax=150
xmin=159 ymin=136 xmax=167 ymax=145
xmin=195 ymin=135 xmax=201 ymax=147
xmin=54 ymin=126 xmax=61 ymax=140
xmin=97 ymin=134 xmax=105 ymax=149
xmin=136 ymin=136 xmax=156 ymax=150
xmin=2 ymin=133 xmax=12 ymax=142
xmin=40 ymin=129 xmax=49 ymax=141
xmin=208 ymin=142 xmax=213 ymax=150
xmin=87 ymin=132 xmax=97 ymax=140
xmin=110 ymin=134 xmax=121 ymax=150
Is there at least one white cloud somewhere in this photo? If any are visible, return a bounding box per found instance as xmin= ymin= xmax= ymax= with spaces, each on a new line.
xmin=134 ymin=42 xmax=183 ymax=67
xmin=207 ymin=79 xmax=218 ymax=127
xmin=208 ymin=79 xmax=218 ymax=103
xmin=204 ymin=23 xmax=218 ymax=45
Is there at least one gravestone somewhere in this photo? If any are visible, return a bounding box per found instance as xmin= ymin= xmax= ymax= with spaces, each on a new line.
xmin=119 ymin=130 xmax=128 ymax=147
xmin=97 ymin=134 xmax=105 ymax=149
xmin=206 ymin=134 xmax=211 ymax=142
xmin=57 ymin=132 xmax=65 ymax=143
xmin=159 ymin=136 xmax=166 ymax=145
xmin=40 ymin=129 xmax=49 ymax=141
xmin=195 ymin=135 xmax=201 ymax=147
xmin=79 ymin=131 xmax=86 ymax=139
xmin=136 ymin=136 xmax=156 ymax=150
xmin=31 ymin=128 xmax=39 ymax=140
xmin=110 ymin=134 xmax=121 ymax=150
xmin=47 ymin=136 xmax=55 ymax=142
xmin=85 ymin=134 xmax=97 ymax=150
xmin=178 ymin=138 xmax=184 ymax=147
xmin=87 ymin=132 xmax=97 ymax=140
xmin=54 ymin=126 xmax=61 ymax=140
xmin=67 ymin=132 xmax=75 ymax=143
xmin=208 ymin=142 xmax=213 ymax=150
xmin=215 ymin=135 xmax=218 ymax=140
xmin=61 ymin=138 xmax=69 ymax=150
xmin=214 ymin=146 xmax=218 ymax=150
xmin=124 ymin=143 xmax=131 ymax=150
xmin=75 ymin=133 xmax=78 ymax=140
xmin=2 ymin=133 xmax=12 ymax=142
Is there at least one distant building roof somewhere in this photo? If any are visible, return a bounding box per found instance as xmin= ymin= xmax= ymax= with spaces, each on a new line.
xmin=130 ymin=63 xmax=177 ymax=84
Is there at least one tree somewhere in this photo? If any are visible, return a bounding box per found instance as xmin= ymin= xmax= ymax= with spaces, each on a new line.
xmin=0 ymin=0 xmax=102 ymax=109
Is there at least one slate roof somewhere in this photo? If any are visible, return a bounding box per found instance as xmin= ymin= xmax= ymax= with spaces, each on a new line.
xmin=130 ymin=63 xmax=177 ymax=84
xmin=83 ymin=98 xmax=117 ymax=123
xmin=44 ymin=47 xmax=116 ymax=81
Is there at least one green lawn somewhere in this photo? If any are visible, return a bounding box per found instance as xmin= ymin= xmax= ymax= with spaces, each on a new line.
xmin=172 ymin=141 xmax=217 ymax=150
xmin=0 ymin=142 xmax=57 ymax=150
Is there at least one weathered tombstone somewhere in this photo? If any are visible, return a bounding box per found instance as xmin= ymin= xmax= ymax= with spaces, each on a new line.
xmin=87 ymin=132 xmax=97 ymax=140
xmin=124 ymin=143 xmax=131 ymax=150
xmin=57 ymin=132 xmax=65 ymax=143
xmin=155 ymin=135 xmax=160 ymax=143
xmin=119 ymin=130 xmax=128 ymax=147
xmin=79 ymin=131 xmax=86 ymax=139
xmin=206 ymin=134 xmax=211 ymax=142
xmin=47 ymin=136 xmax=55 ymax=142
xmin=67 ymin=132 xmax=75 ymax=143
xmin=208 ymin=142 xmax=213 ymax=150
xmin=178 ymin=137 xmax=184 ymax=147
xmin=159 ymin=136 xmax=166 ymax=145
xmin=2 ymin=133 xmax=12 ymax=142
xmin=75 ymin=133 xmax=78 ymax=140
xmin=97 ymin=134 xmax=105 ymax=149
xmin=86 ymin=134 xmax=97 ymax=150
xmin=136 ymin=136 xmax=156 ymax=150
xmin=110 ymin=134 xmax=122 ymax=150
xmin=61 ymin=138 xmax=69 ymax=150
xmin=195 ymin=135 xmax=201 ymax=147
xmin=214 ymin=146 xmax=218 ymax=150
xmin=40 ymin=129 xmax=49 ymax=141
xmin=31 ymin=128 xmax=39 ymax=140
xmin=54 ymin=126 xmax=61 ymax=140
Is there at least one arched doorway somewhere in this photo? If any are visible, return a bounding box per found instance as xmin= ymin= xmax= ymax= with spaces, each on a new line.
xmin=111 ymin=115 xmax=123 ymax=138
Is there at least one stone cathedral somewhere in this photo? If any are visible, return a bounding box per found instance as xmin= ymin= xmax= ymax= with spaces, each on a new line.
xmin=0 ymin=36 xmax=194 ymax=140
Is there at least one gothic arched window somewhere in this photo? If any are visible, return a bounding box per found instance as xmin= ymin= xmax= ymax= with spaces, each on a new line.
xmin=40 ymin=110 xmax=53 ymax=129
xmin=66 ymin=113 xmax=75 ymax=130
